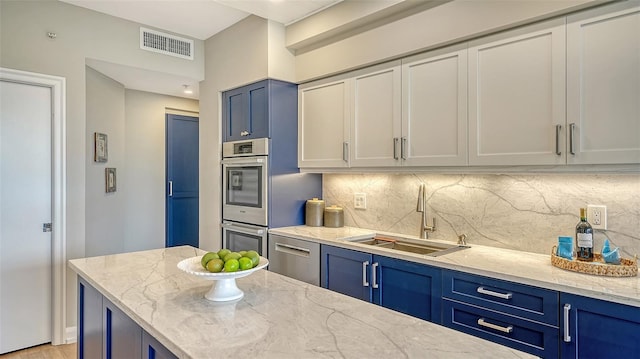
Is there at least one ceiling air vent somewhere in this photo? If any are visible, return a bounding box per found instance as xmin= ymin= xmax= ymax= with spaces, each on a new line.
xmin=140 ymin=27 xmax=194 ymax=60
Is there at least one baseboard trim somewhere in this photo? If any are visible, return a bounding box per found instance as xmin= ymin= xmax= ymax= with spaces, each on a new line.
xmin=65 ymin=326 xmax=77 ymax=344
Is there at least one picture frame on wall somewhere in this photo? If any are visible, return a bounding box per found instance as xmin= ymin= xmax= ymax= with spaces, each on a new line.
xmin=94 ymin=132 xmax=108 ymax=162
xmin=105 ymin=168 xmax=116 ymax=193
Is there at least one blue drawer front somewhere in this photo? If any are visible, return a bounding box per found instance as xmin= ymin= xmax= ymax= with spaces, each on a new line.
xmin=443 ymin=270 xmax=559 ymax=326
xmin=443 ymin=299 xmax=559 ymax=359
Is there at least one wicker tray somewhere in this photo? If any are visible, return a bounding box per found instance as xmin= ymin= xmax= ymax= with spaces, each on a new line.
xmin=551 ymin=246 xmax=637 ymax=277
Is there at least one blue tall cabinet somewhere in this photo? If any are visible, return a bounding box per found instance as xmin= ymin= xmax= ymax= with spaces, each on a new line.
xmin=222 ymin=79 xmax=322 ymax=229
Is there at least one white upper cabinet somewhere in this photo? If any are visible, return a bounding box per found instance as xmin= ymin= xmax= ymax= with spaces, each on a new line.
xmin=468 ymin=19 xmax=567 ymax=166
xmin=298 ymin=77 xmax=351 ymax=168
xmin=566 ymin=3 xmax=640 ymax=165
xmin=402 ymin=46 xmax=468 ymax=166
xmin=350 ymin=62 xmax=402 ymax=167
xmin=298 ymin=3 xmax=638 ymax=171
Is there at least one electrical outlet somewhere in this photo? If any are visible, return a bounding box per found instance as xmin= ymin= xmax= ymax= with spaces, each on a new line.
xmin=354 ymin=193 xmax=367 ymax=209
xmin=587 ymin=205 xmax=607 ymax=230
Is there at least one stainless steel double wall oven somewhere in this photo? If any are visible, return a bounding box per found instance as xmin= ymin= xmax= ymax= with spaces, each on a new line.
xmin=222 ymin=138 xmax=269 ymax=255
xmin=220 ymin=79 xmax=321 ymax=259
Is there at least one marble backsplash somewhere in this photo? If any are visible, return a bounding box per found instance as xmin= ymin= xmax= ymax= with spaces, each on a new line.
xmin=322 ymin=173 xmax=640 ymax=257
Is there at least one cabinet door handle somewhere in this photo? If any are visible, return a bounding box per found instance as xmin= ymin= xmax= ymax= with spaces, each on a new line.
xmin=477 ymin=286 xmax=513 ymax=300
xmin=362 ymin=261 xmax=369 ymax=287
xmin=393 ymin=138 xmax=399 ymax=160
xmin=371 ymin=262 xmax=379 ymax=289
xmin=563 ymin=304 xmax=572 ymax=342
xmin=569 ymin=123 xmax=576 ymax=155
xmin=477 ymin=318 xmax=513 ymax=334
xmin=555 ymin=124 xmax=562 ymax=155
xmin=168 ymin=180 xmax=173 ymax=197
xmin=343 ymin=142 xmax=349 ymax=162
xmin=401 ymin=137 xmax=407 ymax=160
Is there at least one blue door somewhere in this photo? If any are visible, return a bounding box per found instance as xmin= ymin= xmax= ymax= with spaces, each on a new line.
xmin=373 ymin=255 xmax=442 ymax=322
xmin=321 ymin=245 xmax=372 ymax=301
xmin=560 ymin=293 xmax=640 ymax=358
xmin=222 ymin=80 xmax=269 ymax=142
xmin=166 ymin=114 xmax=199 ymax=248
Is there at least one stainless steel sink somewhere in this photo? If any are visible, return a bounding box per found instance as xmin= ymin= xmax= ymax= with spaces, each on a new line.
xmin=354 ymin=236 xmax=468 ymax=257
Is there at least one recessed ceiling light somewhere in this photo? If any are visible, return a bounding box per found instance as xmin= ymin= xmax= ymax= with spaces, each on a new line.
xmin=183 ymin=85 xmax=193 ymax=94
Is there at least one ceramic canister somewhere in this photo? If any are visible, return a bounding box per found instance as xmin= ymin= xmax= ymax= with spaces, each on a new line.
xmin=305 ymin=198 xmax=325 ymax=227
xmin=324 ymin=205 xmax=344 ymax=228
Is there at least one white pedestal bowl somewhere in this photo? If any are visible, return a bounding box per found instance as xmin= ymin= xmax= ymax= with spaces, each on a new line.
xmin=177 ymin=255 xmax=268 ymax=302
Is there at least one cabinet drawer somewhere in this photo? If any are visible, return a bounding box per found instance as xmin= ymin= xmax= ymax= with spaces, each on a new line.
xmin=443 ymin=299 xmax=558 ymax=359
xmin=443 ymin=270 xmax=558 ymax=326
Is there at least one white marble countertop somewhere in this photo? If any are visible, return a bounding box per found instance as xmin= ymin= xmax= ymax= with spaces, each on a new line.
xmin=68 ymin=246 xmax=534 ymax=359
xmin=269 ymin=226 xmax=640 ymax=308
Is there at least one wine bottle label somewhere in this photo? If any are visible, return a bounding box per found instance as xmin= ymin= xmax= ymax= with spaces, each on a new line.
xmin=577 ymin=233 xmax=593 ymax=248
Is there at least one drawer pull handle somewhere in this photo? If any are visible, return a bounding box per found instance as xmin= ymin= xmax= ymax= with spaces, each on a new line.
xmin=362 ymin=261 xmax=369 ymax=287
xmin=477 ymin=286 xmax=513 ymax=300
xmin=563 ymin=304 xmax=572 ymax=342
xmin=477 ymin=318 xmax=513 ymax=334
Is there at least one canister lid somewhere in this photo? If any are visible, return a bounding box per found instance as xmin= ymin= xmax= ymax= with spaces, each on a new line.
xmin=324 ymin=205 xmax=343 ymax=212
xmin=307 ymin=197 xmax=325 ymax=204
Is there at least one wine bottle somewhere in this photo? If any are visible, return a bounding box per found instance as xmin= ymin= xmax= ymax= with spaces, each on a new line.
xmin=575 ymin=208 xmax=594 ymax=262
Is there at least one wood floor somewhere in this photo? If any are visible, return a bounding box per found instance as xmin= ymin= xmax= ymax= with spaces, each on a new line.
xmin=0 ymin=343 xmax=76 ymax=359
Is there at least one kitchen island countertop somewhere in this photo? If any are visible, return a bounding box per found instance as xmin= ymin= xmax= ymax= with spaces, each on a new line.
xmin=68 ymin=246 xmax=534 ymax=359
xmin=269 ymin=226 xmax=640 ymax=308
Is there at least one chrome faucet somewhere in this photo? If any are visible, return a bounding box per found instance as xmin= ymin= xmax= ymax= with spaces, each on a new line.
xmin=416 ymin=183 xmax=436 ymax=239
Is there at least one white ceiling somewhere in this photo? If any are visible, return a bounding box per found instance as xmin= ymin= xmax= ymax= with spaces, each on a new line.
xmin=61 ymin=0 xmax=342 ymax=41
xmin=61 ymin=0 xmax=342 ymax=100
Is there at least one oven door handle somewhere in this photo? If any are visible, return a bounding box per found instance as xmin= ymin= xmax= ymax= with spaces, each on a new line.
xmin=222 ymin=157 xmax=265 ymax=165
xmin=221 ymin=222 xmax=265 ymax=236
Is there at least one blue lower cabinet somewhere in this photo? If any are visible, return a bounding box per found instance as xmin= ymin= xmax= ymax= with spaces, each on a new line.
xmin=78 ymin=278 xmax=103 ymax=359
xmin=321 ymin=245 xmax=372 ymax=301
xmin=143 ymin=331 xmax=178 ymax=359
xmin=560 ymin=293 xmax=640 ymax=359
xmin=442 ymin=299 xmax=558 ymax=358
xmin=104 ymin=299 xmax=142 ymax=359
xmin=321 ymin=245 xmax=441 ymax=323
xmin=441 ymin=270 xmax=559 ymax=358
xmin=372 ymin=255 xmax=441 ymax=322
xmin=77 ymin=278 xmax=177 ymax=359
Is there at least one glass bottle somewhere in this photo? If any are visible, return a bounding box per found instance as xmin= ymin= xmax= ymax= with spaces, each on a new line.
xmin=575 ymin=208 xmax=594 ymax=262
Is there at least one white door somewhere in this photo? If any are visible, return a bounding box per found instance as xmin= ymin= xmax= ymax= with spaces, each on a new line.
xmin=0 ymin=80 xmax=52 ymax=353
xmin=567 ymin=3 xmax=640 ymax=165
xmin=350 ymin=62 xmax=402 ymax=167
xmin=402 ymin=46 xmax=468 ymax=166
xmin=468 ymin=18 xmax=566 ymax=166
xmin=298 ymin=77 xmax=351 ymax=168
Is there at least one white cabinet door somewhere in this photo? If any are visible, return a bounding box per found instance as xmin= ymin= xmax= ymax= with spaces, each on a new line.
xmin=402 ymin=46 xmax=468 ymax=166
xmin=298 ymin=77 xmax=351 ymax=168
xmin=350 ymin=62 xmax=402 ymax=167
xmin=567 ymin=3 xmax=640 ymax=165
xmin=469 ymin=19 xmax=566 ymax=166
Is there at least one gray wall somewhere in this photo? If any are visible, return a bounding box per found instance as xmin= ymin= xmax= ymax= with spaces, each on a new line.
xmin=123 ymin=90 xmax=199 ymax=252
xmin=199 ymin=16 xmax=270 ymax=251
xmin=293 ymin=0 xmax=602 ymax=82
xmin=0 ymin=0 xmax=203 ymax=333
xmin=86 ymin=67 xmax=126 ymax=257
